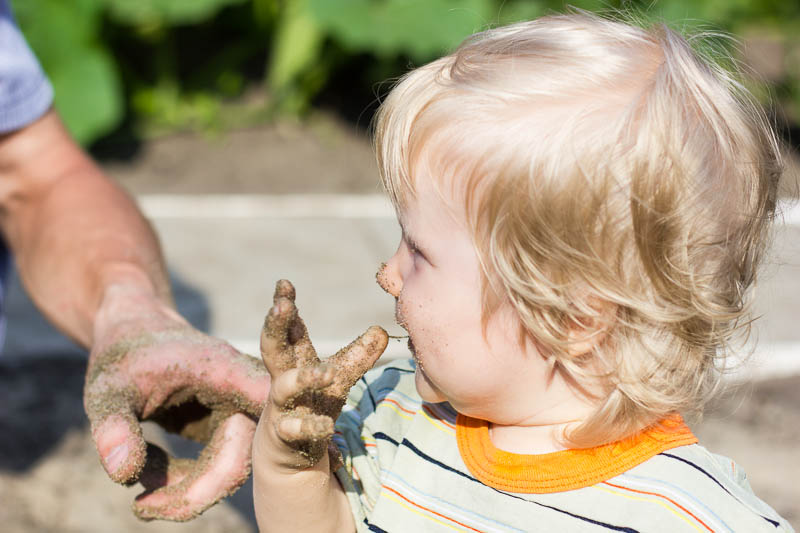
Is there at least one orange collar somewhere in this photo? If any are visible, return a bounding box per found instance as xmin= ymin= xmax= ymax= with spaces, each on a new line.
xmin=456 ymin=414 xmax=697 ymax=493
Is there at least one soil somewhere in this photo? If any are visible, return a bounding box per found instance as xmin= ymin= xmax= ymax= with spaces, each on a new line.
xmin=102 ymin=113 xmax=383 ymax=196
xmin=0 ymin=117 xmax=798 ymax=530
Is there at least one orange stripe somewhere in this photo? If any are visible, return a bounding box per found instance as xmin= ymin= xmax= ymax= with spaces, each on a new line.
xmin=422 ymin=404 xmax=456 ymax=429
xmin=381 ymin=398 xmax=417 ymax=415
xmin=602 ymin=481 xmax=713 ymax=532
xmin=382 ymin=485 xmax=486 ymax=532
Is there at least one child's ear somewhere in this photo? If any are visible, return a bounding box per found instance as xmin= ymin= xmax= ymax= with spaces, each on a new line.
xmin=564 ymin=303 xmax=616 ymax=358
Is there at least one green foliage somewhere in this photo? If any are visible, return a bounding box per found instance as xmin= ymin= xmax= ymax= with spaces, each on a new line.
xmin=308 ymin=0 xmax=494 ymax=59
xmin=12 ymin=0 xmax=247 ymax=143
xmin=11 ymin=0 xmax=121 ymax=144
xmin=10 ymin=0 xmax=800 ymax=145
xmin=105 ymin=0 xmax=247 ymax=27
xmin=267 ymin=0 xmax=325 ymax=114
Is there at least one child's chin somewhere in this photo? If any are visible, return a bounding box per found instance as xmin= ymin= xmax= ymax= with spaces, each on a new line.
xmin=414 ymin=367 xmax=446 ymax=403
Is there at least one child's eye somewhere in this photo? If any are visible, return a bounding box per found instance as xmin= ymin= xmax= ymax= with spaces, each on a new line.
xmin=406 ymin=240 xmax=426 ymax=262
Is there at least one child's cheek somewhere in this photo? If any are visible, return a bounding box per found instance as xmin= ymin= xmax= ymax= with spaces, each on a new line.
xmin=395 ymin=292 xmax=411 ymax=331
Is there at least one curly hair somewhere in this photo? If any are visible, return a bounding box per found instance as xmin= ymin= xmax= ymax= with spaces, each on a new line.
xmin=374 ymin=9 xmax=783 ymax=447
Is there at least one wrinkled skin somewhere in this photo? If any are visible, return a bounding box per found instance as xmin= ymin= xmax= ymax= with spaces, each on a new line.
xmin=258 ymin=279 xmax=388 ymax=470
xmin=83 ymin=285 xmax=269 ymax=521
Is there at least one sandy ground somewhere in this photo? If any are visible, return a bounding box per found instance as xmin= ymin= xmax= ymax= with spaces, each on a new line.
xmin=0 ymin=116 xmax=798 ymax=531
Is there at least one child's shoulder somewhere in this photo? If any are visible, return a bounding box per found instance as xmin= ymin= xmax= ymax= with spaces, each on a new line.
xmin=616 ymin=443 xmax=792 ymax=531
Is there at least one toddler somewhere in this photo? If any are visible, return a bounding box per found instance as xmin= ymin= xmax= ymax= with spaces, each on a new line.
xmin=253 ymin=11 xmax=793 ymax=532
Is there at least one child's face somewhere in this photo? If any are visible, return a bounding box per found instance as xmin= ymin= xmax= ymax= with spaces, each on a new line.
xmin=377 ymin=177 xmax=587 ymax=426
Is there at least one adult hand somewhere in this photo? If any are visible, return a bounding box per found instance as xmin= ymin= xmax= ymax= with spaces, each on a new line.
xmin=83 ymin=283 xmax=269 ymax=521
xmin=259 ymin=279 xmax=388 ymax=470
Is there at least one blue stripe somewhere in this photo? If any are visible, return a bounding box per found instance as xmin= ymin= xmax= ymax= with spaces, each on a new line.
xmin=660 ymin=452 xmax=780 ymax=528
xmin=365 ymin=518 xmax=387 ymax=532
xmin=374 ymin=431 xmax=399 ymax=446
xmin=422 ymin=402 xmax=458 ymax=424
xmin=361 ymin=375 xmax=377 ymax=410
xmin=379 ymin=365 xmax=415 ymax=375
xmin=376 ymin=387 xmax=422 ymax=406
xmin=401 ymin=438 xmax=639 ymax=533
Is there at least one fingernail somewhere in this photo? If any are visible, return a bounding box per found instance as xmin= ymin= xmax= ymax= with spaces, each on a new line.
xmin=104 ymin=443 xmax=128 ymax=474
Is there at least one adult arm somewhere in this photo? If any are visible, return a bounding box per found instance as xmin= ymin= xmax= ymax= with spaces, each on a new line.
xmin=0 ymin=110 xmax=269 ymax=520
xmin=0 ymin=110 xmax=169 ymax=341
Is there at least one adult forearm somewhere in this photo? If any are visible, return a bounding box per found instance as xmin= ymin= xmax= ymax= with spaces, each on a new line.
xmin=0 ymin=111 xmax=171 ymax=347
xmin=17 ymin=168 xmax=170 ymax=345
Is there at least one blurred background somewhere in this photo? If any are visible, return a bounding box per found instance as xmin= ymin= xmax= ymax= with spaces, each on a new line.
xmin=0 ymin=1 xmax=798 ymax=531
xmin=9 ymin=0 xmax=800 ymax=148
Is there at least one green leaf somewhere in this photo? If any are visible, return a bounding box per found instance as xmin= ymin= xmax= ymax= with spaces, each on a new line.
xmin=12 ymin=0 xmax=123 ymax=144
xmin=11 ymin=0 xmax=104 ymax=66
xmin=50 ymin=49 xmax=123 ymax=144
xmin=308 ymin=0 xmax=495 ymax=60
xmin=268 ymin=0 xmax=324 ymax=90
xmin=496 ymin=0 xmax=546 ymax=25
xmin=104 ymin=0 xmax=248 ymax=27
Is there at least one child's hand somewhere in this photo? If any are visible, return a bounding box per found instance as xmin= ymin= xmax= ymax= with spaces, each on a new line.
xmin=259 ymin=279 xmax=388 ymax=470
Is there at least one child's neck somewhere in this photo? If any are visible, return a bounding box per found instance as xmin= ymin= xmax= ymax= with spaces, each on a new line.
xmin=488 ymin=421 xmax=576 ymax=455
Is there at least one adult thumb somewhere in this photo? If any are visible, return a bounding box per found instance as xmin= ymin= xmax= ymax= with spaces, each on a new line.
xmin=86 ymin=391 xmax=147 ymax=484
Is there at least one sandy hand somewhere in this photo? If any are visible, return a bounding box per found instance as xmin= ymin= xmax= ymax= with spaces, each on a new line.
xmin=259 ymin=279 xmax=388 ymax=469
xmin=83 ymin=284 xmax=269 ymax=522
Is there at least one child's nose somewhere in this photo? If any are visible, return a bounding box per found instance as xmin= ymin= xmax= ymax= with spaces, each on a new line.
xmin=376 ymin=260 xmax=402 ymax=297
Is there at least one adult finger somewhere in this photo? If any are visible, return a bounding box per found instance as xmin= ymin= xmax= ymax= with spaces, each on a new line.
xmin=207 ymin=347 xmax=271 ymax=419
xmin=179 ymin=345 xmax=270 ymax=420
xmin=328 ymin=326 xmax=389 ymax=396
xmin=138 ymin=443 xmax=194 ymax=491
xmin=133 ymin=412 xmax=256 ymax=522
xmin=85 ymin=386 xmax=147 ymax=484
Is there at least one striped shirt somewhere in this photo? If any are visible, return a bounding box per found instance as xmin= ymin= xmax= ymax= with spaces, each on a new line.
xmin=333 ymin=359 xmax=793 ymax=532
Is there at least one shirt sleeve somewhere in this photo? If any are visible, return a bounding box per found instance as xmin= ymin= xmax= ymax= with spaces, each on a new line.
xmin=0 ymin=0 xmax=53 ymax=133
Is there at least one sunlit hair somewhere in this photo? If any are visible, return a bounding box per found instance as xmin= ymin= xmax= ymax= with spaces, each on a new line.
xmin=374 ymin=9 xmax=783 ymax=447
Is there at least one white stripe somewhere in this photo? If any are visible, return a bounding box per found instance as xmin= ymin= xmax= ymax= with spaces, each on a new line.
xmin=136 ymin=194 xmax=395 ymax=219
xmin=614 ymin=474 xmax=730 ymax=533
xmin=382 ymin=472 xmax=525 ymax=533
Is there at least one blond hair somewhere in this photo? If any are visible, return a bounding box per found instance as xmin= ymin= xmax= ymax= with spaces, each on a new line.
xmin=375 ymin=10 xmax=783 ymax=447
